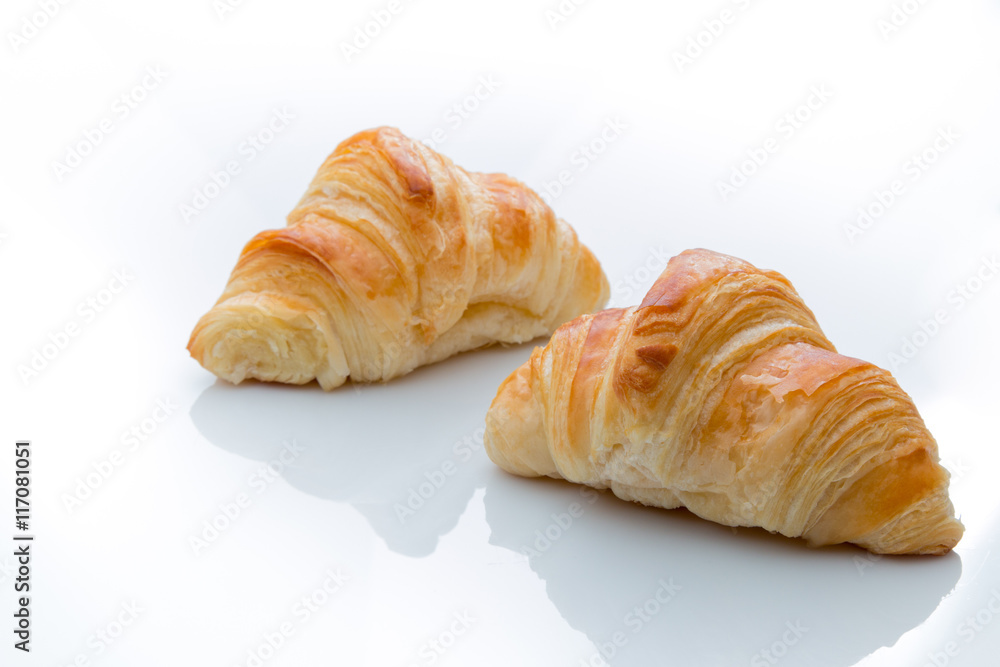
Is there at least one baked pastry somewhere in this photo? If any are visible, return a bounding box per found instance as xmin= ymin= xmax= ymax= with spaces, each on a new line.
xmin=484 ymin=248 xmax=962 ymax=555
xmin=188 ymin=127 xmax=608 ymax=389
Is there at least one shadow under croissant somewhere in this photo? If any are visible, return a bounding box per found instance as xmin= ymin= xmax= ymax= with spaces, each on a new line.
xmin=189 ymin=334 xmax=962 ymax=664
xmin=481 ymin=471 xmax=962 ymax=666
xmin=189 ymin=341 xmax=535 ymax=558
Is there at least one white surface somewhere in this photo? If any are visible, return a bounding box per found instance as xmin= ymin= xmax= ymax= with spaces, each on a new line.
xmin=3 ymin=1 xmax=1000 ymax=665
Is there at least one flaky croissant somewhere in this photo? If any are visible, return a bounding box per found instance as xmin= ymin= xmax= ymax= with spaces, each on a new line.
xmin=485 ymin=249 xmax=963 ymax=555
xmin=188 ymin=127 xmax=608 ymax=389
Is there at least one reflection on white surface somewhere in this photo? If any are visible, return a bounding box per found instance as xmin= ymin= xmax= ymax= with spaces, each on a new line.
xmin=484 ymin=473 xmax=962 ymax=666
xmin=190 ymin=343 xmax=964 ymax=666
xmin=190 ymin=344 xmax=531 ymax=558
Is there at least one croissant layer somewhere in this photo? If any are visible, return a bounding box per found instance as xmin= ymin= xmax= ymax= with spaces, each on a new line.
xmin=484 ymin=248 xmax=963 ymax=555
xmin=188 ymin=127 xmax=608 ymax=389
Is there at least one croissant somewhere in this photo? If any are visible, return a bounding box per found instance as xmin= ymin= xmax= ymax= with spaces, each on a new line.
xmin=485 ymin=248 xmax=963 ymax=555
xmin=188 ymin=127 xmax=608 ymax=390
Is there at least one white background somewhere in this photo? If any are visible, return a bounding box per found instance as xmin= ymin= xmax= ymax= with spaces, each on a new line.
xmin=2 ymin=0 xmax=1000 ymax=665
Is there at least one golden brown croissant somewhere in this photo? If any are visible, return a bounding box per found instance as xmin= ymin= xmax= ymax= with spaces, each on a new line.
xmin=485 ymin=248 xmax=963 ymax=555
xmin=188 ymin=127 xmax=608 ymax=389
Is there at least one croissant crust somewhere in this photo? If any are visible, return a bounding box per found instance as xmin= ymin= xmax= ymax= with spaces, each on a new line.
xmin=485 ymin=248 xmax=963 ymax=555
xmin=188 ymin=127 xmax=608 ymax=389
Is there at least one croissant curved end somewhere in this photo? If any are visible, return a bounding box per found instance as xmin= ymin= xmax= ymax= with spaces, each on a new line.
xmin=804 ymin=447 xmax=965 ymax=555
xmin=484 ymin=360 xmax=557 ymax=478
xmin=187 ymin=292 xmax=348 ymax=390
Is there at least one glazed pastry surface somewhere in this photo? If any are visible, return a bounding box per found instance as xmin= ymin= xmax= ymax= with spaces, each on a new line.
xmin=188 ymin=127 xmax=608 ymax=389
xmin=485 ymin=248 xmax=962 ymax=555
